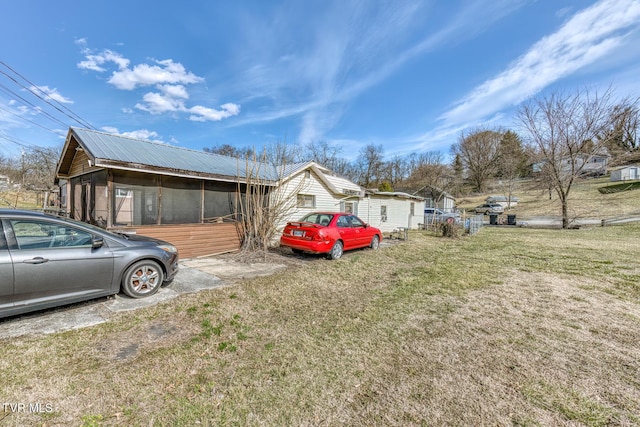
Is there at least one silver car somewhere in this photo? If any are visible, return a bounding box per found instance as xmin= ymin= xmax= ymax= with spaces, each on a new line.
xmin=473 ymin=203 xmax=505 ymax=215
xmin=0 ymin=209 xmax=179 ymax=318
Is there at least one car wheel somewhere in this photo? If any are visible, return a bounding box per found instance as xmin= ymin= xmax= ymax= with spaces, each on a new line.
xmin=327 ymin=240 xmax=343 ymax=260
xmin=370 ymin=235 xmax=380 ymax=250
xmin=122 ymin=260 xmax=164 ymax=298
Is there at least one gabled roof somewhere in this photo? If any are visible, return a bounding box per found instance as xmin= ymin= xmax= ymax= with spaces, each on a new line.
xmin=279 ymin=160 xmax=364 ymax=197
xmin=56 ymin=128 xmax=280 ymax=183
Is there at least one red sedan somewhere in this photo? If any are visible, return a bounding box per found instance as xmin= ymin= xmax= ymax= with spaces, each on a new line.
xmin=280 ymin=212 xmax=382 ymax=260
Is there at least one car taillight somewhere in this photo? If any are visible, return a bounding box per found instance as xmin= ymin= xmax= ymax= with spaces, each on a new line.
xmin=312 ymin=232 xmax=324 ymax=241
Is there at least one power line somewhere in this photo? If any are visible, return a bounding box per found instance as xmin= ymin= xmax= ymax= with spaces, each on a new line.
xmin=0 ymin=61 xmax=97 ymax=131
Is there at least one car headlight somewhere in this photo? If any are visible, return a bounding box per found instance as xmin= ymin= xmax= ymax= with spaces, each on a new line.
xmin=158 ymin=244 xmax=178 ymax=254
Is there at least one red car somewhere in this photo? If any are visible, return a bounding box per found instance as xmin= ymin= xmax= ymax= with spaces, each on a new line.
xmin=280 ymin=212 xmax=382 ymax=260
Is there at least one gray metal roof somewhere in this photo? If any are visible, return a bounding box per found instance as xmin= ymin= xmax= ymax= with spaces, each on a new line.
xmin=70 ymin=128 xmax=280 ymax=181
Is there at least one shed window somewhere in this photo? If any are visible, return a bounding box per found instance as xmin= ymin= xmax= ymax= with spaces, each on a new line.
xmin=381 ymin=205 xmax=387 ymax=222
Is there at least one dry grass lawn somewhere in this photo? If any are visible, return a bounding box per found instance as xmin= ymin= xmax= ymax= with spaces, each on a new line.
xmin=1 ymin=223 xmax=639 ymax=426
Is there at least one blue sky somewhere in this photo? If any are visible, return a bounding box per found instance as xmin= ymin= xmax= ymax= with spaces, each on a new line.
xmin=1 ymin=0 xmax=639 ymax=161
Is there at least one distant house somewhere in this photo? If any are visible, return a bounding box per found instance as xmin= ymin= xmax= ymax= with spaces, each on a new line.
xmin=610 ymin=165 xmax=640 ymax=182
xmin=533 ymin=151 xmax=610 ymax=177
xmin=419 ymin=185 xmax=456 ymax=213
xmin=0 ymin=174 xmax=9 ymax=189
xmin=275 ymin=162 xmax=425 ymax=233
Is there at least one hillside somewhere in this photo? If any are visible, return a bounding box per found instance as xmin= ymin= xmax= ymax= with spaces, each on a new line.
xmin=456 ymin=177 xmax=640 ymax=220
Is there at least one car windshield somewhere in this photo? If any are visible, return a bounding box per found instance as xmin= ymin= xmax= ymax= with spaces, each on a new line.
xmin=299 ymin=213 xmax=334 ymax=225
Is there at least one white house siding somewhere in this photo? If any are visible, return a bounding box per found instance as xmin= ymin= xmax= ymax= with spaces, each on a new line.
xmin=273 ymin=164 xmax=425 ymax=236
xmin=360 ymin=196 xmax=425 ymax=233
xmin=273 ymin=169 xmax=356 ymax=230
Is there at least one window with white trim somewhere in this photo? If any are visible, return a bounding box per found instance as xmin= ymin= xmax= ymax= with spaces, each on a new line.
xmin=297 ymin=194 xmax=315 ymax=208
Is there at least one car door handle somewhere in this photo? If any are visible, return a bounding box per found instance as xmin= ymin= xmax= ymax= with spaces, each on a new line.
xmin=24 ymin=257 xmax=49 ymax=264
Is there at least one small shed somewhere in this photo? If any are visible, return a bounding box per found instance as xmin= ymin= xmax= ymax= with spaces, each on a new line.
xmin=610 ymin=165 xmax=639 ymax=182
xmin=362 ymin=191 xmax=425 ymax=233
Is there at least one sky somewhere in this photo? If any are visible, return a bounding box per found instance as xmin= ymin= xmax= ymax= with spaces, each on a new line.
xmin=1 ymin=0 xmax=640 ymax=162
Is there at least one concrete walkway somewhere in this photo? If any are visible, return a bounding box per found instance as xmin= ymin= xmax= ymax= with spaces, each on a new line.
xmin=0 ymin=263 xmax=228 ymax=339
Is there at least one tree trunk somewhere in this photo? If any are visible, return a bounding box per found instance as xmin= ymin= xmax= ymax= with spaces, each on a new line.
xmin=561 ymin=197 xmax=569 ymax=229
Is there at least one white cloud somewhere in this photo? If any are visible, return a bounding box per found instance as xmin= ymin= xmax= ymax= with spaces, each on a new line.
xmin=188 ymin=103 xmax=241 ymax=122
xmin=108 ymin=59 xmax=203 ymax=90
xmin=135 ymin=91 xmax=186 ymax=114
xmin=77 ymin=45 xmax=239 ymax=122
xmin=77 ymin=49 xmax=130 ymax=73
xmin=30 ymin=85 xmax=73 ymax=104
xmin=231 ymin=0 xmax=532 ymax=144
xmin=439 ymin=0 xmax=640 ymax=126
xmin=101 ymin=126 xmax=163 ymax=142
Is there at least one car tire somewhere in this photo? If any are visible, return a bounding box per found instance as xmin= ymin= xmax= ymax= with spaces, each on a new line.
xmin=327 ymin=240 xmax=344 ymax=260
xmin=370 ymin=235 xmax=380 ymax=250
xmin=122 ymin=260 xmax=164 ymax=298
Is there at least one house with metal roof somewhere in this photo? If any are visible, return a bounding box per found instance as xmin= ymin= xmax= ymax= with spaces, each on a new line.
xmin=55 ymin=128 xmax=287 ymax=257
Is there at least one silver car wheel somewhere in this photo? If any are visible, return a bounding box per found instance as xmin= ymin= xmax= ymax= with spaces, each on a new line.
xmin=327 ymin=240 xmax=343 ymax=260
xmin=122 ymin=260 xmax=164 ymax=298
xmin=370 ymin=235 xmax=380 ymax=250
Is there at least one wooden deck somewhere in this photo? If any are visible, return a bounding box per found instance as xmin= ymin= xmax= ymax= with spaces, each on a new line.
xmin=113 ymin=222 xmax=242 ymax=259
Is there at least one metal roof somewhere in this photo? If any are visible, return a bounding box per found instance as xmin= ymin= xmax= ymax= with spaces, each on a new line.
xmin=66 ymin=128 xmax=280 ymax=181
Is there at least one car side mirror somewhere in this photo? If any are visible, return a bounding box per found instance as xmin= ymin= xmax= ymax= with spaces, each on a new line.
xmin=364 ymin=223 xmax=369 ymax=228
xmin=92 ymin=235 xmax=104 ymax=249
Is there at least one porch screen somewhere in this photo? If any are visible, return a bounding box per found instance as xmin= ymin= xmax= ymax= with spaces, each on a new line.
xmin=204 ymin=181 xmax=237 ymax=220
xmin=112 ymin=173 xmax=159 ymax=226
xmin=161 ymin=177 xmax=201 ymax=224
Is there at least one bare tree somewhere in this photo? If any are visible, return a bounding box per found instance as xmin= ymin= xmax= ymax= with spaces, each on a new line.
xmin=1 ymin=146 xmax=60 ymax=208
xmin=451 ymin=127 xmax=502 ymax=192
xmin=235 ymin=149 xmax=307 ymax=256
xmin=204 ymin=143 xmax=254 ymax=158
xmin=603 ymin=102 xmax=640 ymax=164
xmin=518 ymin=87 xmax=628 ymax=228
xmin=354 ymin=144 xmax=385 ymax=188
xmin=303 ymin=140 xmax=343 ymax=169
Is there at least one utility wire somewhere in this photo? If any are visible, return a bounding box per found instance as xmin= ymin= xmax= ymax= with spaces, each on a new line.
xmin=0 ymin=82 xmax=70 ymax=129
xmin=0 ymin=61 xmax=96 ymax=130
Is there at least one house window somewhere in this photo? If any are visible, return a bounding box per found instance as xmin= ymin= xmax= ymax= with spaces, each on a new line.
xmin=342 ymin=201 xmax=358 ymax=215
xmin=381 ymin=205 xmax=387 ymax=222
xmin=297 ymin=194 xmax=315 ymax=208
xmin=410 ymin=202 xmax=415 ymax=216
xmin=343 ymin=202 xmax=353 ymax=214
